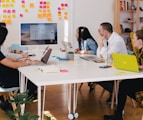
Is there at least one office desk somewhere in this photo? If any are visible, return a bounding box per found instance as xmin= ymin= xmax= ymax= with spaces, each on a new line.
xmin=18 ymin=52 xmax=143 ymax=120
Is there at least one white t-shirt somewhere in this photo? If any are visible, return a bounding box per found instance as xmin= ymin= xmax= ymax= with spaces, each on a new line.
xmin=97 ymin=32 xmax=128 ymax=60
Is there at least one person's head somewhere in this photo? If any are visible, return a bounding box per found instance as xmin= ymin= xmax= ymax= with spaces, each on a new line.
xmin=98 ymin=22 xmax=113 ymax=39
xmin=0 ymin=22 xmax=6 ymax=28
xmin=133 ymin=29 xmax=143 ymax=49
xmin=76 ymin=26 xmax=94 ymax=41
xmin=0 ymin=26 xmax=8 ymax=45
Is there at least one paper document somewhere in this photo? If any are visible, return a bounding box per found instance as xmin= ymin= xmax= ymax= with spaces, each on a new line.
xmin=38 ymin=65 xmax=59 ymax=73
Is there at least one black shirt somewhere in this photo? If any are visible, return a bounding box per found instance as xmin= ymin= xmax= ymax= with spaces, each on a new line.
xmin=0 ymin=51 xmax=19 ymax=88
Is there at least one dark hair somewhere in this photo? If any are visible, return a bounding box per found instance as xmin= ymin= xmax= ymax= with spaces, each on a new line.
xmin=0 ymin=22 xmax=6 ymax=27
xmin=0 ymin=26 xmax=8 ymax=45
xmin=100 ymin=22 xmax=113 ymax=33
xmin=136 ymin=29 xmax=143 ymax=41
xmin=77 ymin=26 xmax=96 ymax=50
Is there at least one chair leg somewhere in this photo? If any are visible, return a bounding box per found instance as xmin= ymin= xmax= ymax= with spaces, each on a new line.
xmin=99 ymin=88 xmax=105 ymax=101
xmin=111 ymin=81 xmax=117 ymax=109
xmin=9 ymin=91 xmax=19 ymax=120
xmin=131 ymin=98 xmax=137 ymax=108
xmin=78 ymin=83 xmax=84 ymax=90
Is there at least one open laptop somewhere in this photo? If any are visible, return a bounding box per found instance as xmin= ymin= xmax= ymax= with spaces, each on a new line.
xmin=62 ymin=41 xmax=73 ymax=50
xmin=41 ymin=48 xmax=52 ymax=64
xmin=80 ymin=55 xmax=105 ymax=63
xmin=112 ymin=53 xmax=139 ymax=72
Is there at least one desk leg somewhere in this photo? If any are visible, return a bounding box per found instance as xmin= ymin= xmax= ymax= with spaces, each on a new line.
xmin=19 ymin=72 xmax=26 ymax=115
xmin=68 ymin=83 xmax=79 ymax=120
xmin=38 ymin=86 xmax=41 ymax=120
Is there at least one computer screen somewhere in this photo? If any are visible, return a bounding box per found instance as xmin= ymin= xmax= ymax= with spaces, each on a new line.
xmin=20 ymin=23 xmax=57 ymax=45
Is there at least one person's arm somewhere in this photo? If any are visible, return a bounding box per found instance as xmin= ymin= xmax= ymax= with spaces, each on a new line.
xmin=0 ymin=58 xmax=40 ymax=69
xmin=96 ymin=36 xmax=108 ymax=59
xmin=85 ymin=39 xmax=98 ymax=55
xmin=1 ymin=46 xmax=24 ymax=60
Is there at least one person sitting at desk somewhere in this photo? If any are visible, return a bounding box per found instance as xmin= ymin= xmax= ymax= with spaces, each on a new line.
xmin=96 ymin=22 xmax=127 ymax=103
xmin=0 ymin=25 xmax=40 ymax=112
xmin=104 ymin=29 xmax=143 ymax=120
xmin=75 ymin=26 xmax=98 ymax=92
xmin=75 ymin=26 xmax=98 ymax=55
xmin=0 ymin=22 xmax=28 ymax=60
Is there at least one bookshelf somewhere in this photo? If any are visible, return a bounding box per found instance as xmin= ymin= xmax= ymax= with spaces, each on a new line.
xmin=114 ymin=0 xmax=143 ymax=34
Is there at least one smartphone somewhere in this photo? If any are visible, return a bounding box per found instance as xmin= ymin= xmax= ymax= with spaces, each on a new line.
xmin=99 ymin=65 xmax=112 ymax=68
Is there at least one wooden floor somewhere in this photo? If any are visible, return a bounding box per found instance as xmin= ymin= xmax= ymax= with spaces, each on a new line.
xmin=0 ymin=84 xmax=143 ymax=120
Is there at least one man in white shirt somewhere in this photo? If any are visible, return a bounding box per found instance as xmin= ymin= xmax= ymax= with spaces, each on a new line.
xmin=96 ymin=22 xmax=128 ymax=103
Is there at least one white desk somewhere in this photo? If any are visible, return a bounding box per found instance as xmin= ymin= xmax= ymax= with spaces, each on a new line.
xmin=18 ymin=51 xmax=143 ymax=120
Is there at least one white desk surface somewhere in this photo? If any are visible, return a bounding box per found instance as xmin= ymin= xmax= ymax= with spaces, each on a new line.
xmin=18 ymin=50 xmax=143 ymax=120
xmin=18 ymin=50 xmax=143 ymax=86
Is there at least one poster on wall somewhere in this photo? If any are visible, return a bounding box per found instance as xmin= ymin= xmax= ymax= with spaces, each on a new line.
xmin=0 ymin=0 xmax=69 ymax=24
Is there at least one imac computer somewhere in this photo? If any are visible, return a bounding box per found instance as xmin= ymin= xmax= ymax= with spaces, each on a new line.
xmin=20 ymin=23 xmax=57 ymax=45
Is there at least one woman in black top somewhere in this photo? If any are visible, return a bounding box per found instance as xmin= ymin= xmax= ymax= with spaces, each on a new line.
xmin=104 ymin=30 xmax=143 ymax=120
xmin=0 ymin=25 xmax=40 ymax=111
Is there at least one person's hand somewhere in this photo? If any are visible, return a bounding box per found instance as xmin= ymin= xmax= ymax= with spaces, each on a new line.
xmin=22 ymin=52 xmax=29 ymax=58
xmin=97 ymin=35 xmax=105 ymax=48
xmin=15 ymin=50 xmax=23 ymax=54
xmin=75 ymin=48 xmax=80 ymax=53
xmin=139 ymin=65 xmax=143 ymax=70
xmin=25 ymin=59 xmax=41 ymax=65
xmin=30 ymin=60 xmax=42 ymax=65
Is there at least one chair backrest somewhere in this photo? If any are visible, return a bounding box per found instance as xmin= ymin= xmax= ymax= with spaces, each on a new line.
xmin=130 ymin=32 xmax=138 ymax=55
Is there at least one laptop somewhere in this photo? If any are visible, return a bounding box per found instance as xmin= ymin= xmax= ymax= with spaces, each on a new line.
xmin=112 ymin=53 xmax=139 ymax=72
xmin=41 ymin=48 xmax=52 ymax=64
xmin=62 ymin=41 xmax=73 ymax=50
xmin=80 ymin=55 xmax=105 ymax=63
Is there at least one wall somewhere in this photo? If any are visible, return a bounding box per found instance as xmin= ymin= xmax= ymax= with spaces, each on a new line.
xmin=0 ymin=0 xmax=114 ymax=50
xmin=72 ymin=0 xmax=114 ymax=48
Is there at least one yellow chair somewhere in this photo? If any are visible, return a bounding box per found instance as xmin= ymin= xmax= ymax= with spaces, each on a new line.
xmin=130 ymin=32 xmax=138 ymax=55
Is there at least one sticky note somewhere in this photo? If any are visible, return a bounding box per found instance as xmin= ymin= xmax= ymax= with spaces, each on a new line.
xmin=60 ymin=69 xmax=69 ymax=72
xmin=24 ymin=9 xmax=28 ymax=13
xmin=61 ymin=7 xmax=65 ymax=10
xmin=7 ymin=15 xmax=11 ymax=19
xmin=47 ymin=13 xmax=51 ymax=17
xmin=37 ymin=14 xmax=43 ymax=18
xmin=30 ymin=3 xmax=34 ymax=8
xmin=19 ymin=13 xmax=23 ymax=17
xmin=47 ymin=17 xmax=52 ymax=22
xmin=12 ymin=9 xmax=16 ymax=13
xmin=7 ymin=10 xmax=11 ymax=13
xmin=22 ymin=4 xmax=25 ymax=8
xmin=11 ymin=0 xmax=15 ymax=3
xmin=65 ymin=3 xmax=68 ymax=7
xmin=61 ymin=3 xmax=64 ymax=7
xmin=64 ymin=16 xmax=68 ymax=20
xmin=12 ymin=14 xmax=16 ymax=18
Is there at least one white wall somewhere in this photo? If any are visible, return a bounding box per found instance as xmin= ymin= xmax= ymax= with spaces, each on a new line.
xmin=72 ymin=0 xmax=114 ymax=48
xmin=1 ymin=0 xmax=114 ymax=50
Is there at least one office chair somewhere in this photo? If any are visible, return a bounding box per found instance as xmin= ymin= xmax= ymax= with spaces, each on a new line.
xmin=0 ymin=86 xmax=19 ymax=120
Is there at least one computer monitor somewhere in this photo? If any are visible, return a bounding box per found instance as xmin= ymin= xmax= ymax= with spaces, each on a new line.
xmin=20 ymin=23 xmax=57 ymax=45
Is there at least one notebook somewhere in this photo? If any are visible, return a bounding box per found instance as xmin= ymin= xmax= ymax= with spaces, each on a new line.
xmin=80 ymin=55 xmax=105 ymax=63
xmin=41 ymin=48 xmax=52 ymax=64
xmin=112 ymin=53 xmax=139 ymax=72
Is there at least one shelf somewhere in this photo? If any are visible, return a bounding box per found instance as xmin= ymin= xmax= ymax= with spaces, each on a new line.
xmin=120 ymin=32 xmax=130 ymax=35
xmin=121 ymin=10 xmax=136 ymax=12
xmin=124 ymin=20 xmax=135 ymax=23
